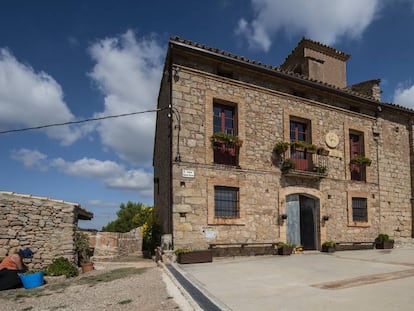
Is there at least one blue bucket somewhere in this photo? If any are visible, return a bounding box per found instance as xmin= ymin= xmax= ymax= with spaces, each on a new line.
xmin=18 ymin=271 xmax=44 ymax=289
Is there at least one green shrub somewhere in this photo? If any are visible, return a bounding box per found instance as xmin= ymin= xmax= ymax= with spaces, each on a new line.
xmin=174 ymin=248 xmax=190 ymax=255
xmin=376 ymin=233 xmax=394 ymax=243
xmin=45 ymin=257 xmax=79 ymax=278
xmin=277 ymin=242 xmax=296 ymax=249
xmin=322 ymin=240 xmax=336 ymax=247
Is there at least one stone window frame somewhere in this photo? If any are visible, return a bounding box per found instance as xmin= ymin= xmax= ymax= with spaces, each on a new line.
xmin=347 ymin=190 xmax=371 ymax=227
xmin=207 ymin=177 xmax=246 ymax=225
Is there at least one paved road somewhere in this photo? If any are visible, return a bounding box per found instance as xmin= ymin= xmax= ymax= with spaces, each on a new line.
xmin=173 ymin=247 xmax=414 ymax=311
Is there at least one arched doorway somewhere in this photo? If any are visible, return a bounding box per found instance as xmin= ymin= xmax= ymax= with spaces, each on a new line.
xmin=286 ymin=194 xmax=320 ymax=250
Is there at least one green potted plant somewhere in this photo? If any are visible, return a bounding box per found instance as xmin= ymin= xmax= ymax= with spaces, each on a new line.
xmin=281 ymin=159 xmax=296 ymax=172
xmin=290 ymin=141 xmax=308 ymax=151
xmin=306 ymin=143 xmax=318 ymax=154
xmin=273 ymin=141 xmax=290 ymax=154
xmin=211 ymin=132 xmax=243 ymax=147
xmin=321 ymin=241 xmax=336 ymax=253
xmin=74 ymin=231 xmax=94 ymax=272
xmin=277 ymin=242 xmax=296 ymax=255
xmin=350 ymin=155 xmax=372 ymax=166
xmin=174 ymin=248 xmax=213 ymax=264
xmin=45 ymin=256 xmax=79 ymax=278
xmin=375 ymin=233 xmax=394 ymax=249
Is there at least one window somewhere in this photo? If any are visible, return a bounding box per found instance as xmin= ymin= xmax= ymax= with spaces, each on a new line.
xmin=213 ymin=104 xmax=236 ymax=135
xmin=213 ymin=102 xmax=238 ymax=166
xmin=349 ymin=131 xmax=365 ymax=181
xmin=214 ymin=186 xmax=239 ymax=218
xmin=290 ymin=118 xmax=311 ymax=171
xmin=352 ymin=197 xmax=368 ymax=222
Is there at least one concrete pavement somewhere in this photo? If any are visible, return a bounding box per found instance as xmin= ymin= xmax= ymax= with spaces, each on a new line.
xmin=170 ymin=247 xmax=414 ymax=311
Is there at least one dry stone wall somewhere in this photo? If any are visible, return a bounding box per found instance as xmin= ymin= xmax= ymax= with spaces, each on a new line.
xmin=0 ymin=192 xmax=80 ymax=269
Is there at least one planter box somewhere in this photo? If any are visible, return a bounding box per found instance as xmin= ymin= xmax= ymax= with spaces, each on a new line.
xmin=277 ymin=247 xmax=293 ymax=256
xmin=177 ymin=250 xmax=213 ymax=264
xmin=375 ymin=241 xmax=394 ymax=249
xmin=321 ymin=245 xmax=335 ymax=253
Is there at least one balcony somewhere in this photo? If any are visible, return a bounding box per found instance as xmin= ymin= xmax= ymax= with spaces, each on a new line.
xmin=213 ymin=144 xmax=239 ymax=166
xmin=281 ymin=151 xmax=328 ymax=179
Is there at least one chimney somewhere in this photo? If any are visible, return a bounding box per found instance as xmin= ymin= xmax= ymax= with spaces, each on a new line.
xmin=280 ymin=38 xmax=350 ymax=88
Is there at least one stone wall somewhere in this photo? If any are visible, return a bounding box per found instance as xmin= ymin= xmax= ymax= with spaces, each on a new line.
xmin=92 ymin=228 xmax=143 ymax=261
xmin=0 ymin=192 xmax=84 ymax=269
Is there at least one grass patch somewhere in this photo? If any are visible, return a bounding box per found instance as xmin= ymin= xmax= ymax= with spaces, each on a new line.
xmin=0 ymin=268 xmax=147 ymax=301
xmin=74 ymin=267 xmax=147 ymax=287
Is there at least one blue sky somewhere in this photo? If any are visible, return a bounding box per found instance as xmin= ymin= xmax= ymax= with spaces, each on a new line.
xmin=2 ymin=0 xmax=414 ymax=230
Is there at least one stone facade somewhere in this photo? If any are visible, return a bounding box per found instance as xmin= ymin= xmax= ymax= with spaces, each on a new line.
xmin=154 ymin=37 xmax=414 ymax=251
xmin=0 ymin=191 xmax=93 ymax=269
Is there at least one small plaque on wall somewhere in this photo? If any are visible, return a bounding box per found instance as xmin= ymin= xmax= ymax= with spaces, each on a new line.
xmin=182 ymin=169 xmax=195 ymax=178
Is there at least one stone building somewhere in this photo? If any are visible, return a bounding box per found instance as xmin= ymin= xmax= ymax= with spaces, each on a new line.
xmin=0 ymin=191 xmax=93 ymax=268
xmin=153 ymin=37 xmax=414 ymax=251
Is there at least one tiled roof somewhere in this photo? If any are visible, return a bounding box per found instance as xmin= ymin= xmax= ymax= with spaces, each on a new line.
xmin=169 ymin=36 xmax=414 ymax=114
xmin=0 ymin=191 xmax=93 ymax=220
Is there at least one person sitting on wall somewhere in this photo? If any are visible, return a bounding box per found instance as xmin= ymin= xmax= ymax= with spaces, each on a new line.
xmin=0 ymin=248 xmax=33 ymax=290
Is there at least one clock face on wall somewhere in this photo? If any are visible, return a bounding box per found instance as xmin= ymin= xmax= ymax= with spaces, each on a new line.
xmin=325 ymin=132 xmax=339 ymax=148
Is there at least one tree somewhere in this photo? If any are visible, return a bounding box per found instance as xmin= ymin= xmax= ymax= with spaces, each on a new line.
xmin=102 ymin=201 xmax=150 ymax=233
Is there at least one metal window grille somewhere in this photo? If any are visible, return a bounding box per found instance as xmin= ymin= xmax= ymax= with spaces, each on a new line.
xmin=352 ymin=197 xmax=367 ymax=222
xmin=214 ymin=186 xmax=239 ymax=218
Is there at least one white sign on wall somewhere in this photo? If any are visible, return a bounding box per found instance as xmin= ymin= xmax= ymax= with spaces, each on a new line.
xmin=182 ymin=169 xmax=195 ymax=178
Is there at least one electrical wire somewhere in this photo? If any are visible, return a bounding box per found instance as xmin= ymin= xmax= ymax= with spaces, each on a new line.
xmin=0 ymin=108 xmax=164 ymax=135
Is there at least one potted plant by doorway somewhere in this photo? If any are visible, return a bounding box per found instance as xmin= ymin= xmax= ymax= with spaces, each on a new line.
xmin=277 ymin=242 xmax=296 ymax=255
xmin=375 ymin=233 xmax=394 ymax=249
xmin=321 ymin=241 xmax=336 ymax=253
xmin=75 ymin=231 xmax=94 ymax=272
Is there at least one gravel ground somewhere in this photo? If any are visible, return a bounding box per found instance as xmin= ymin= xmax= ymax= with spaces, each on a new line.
xmin=0 ymin=261 xmax=182 ymax=311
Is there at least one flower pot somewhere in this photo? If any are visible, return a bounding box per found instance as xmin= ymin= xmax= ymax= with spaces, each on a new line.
xmin=375 ymin=241 xmax=394 ymax=249
xmin=277 ymin=247 xmax=293 ymax=256
xmin=322 ymin=245 xmax=335 ymax=253
xmin=18 ymin=271 xmax=44 ymax=289
xmin=81 ymin=262 xmax=94 ymax=273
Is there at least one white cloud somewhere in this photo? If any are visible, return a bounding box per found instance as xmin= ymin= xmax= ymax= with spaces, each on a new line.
xmin=393 ymin=83 xmax=414 ymax=109
xmin=88 ymin=30 xmax=164 ymax=166
xmin=11 ymin=148 xmax=153 ymax=197
xmin=0 ymin=49 xmax=81 ymax=145
xmin=10 ymin=148 xmax=48 ymax=171
xmin=236 ymin=0 xmax=380 ymax=51
xmin=51 ymin=157 xmax=124 ymax=178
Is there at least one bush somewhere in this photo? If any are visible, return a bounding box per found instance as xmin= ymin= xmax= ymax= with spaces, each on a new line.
xmin=375 ymin=233 xmax=394 ymax=243
xmin=45 ymin=257 xmax=79 ymax=278
xmin=322 ymin=240 xmax=336 ymax=247
xmin=277 ymin=242 xmax=296 ymax=249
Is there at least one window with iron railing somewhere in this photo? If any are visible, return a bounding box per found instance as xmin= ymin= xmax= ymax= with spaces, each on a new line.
xmin=352 ymin=197 xmax=368 ymax=222
xmin=214 ymin=186 xmax=239 ymax=218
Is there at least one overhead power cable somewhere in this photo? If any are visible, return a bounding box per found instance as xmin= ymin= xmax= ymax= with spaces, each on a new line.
xmin=0 ymin=108 xmax=164 ymax=135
